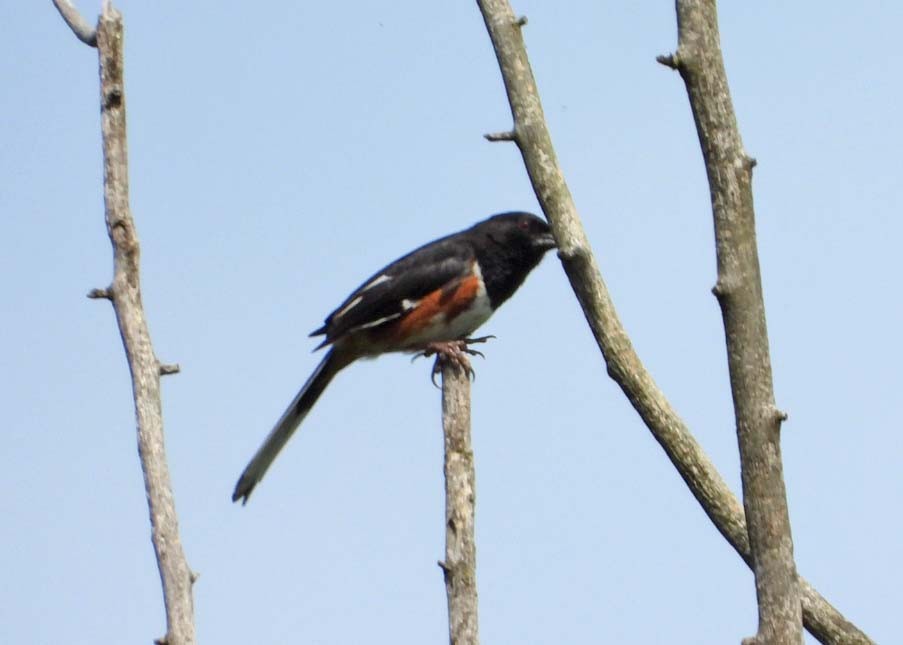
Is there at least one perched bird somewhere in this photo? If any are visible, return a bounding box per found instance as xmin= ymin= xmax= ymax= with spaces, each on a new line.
xmin=233 ymin=211 xmax=556 ymax=504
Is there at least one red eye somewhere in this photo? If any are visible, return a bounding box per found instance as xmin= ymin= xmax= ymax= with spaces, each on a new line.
xmin=518 ymin=219 xmax=530 ymax=230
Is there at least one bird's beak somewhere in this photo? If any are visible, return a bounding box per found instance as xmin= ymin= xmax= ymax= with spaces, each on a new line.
xmin=535 ymin=231 xmax=557 ymax=251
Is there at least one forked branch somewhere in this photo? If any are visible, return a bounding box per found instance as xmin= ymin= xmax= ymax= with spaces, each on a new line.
xmin=475 ymin=0 xmax=872 ymax=642
xmin=52 ymin=0 xmax=96 ymax=46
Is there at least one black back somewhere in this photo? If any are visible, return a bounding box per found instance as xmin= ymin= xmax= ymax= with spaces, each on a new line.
xmin=311 ymin=211 xmax=555 ymax=345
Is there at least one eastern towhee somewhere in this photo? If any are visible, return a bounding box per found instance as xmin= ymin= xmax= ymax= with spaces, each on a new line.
xmin=233 ymin=211 xmax=556 ymax=503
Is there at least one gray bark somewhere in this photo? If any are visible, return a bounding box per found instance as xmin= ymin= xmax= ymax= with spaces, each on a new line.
xmin=475 ymin=1 xmax=872 ymax=642
xmin=440 ymin=362 xmax=480 ymax=645
xmin=54 ymin=3 xmax=197 ymax=644
xmin=659 ymin=1 xmax=801 ymax=642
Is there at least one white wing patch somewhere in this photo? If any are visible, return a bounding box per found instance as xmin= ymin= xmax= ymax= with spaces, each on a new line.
xmin=334 ymin=295 xmax=363 ymax=320
xmin=335 ymin=262 xmax=494 ymax=345
xmin=348 ymin=312 xmax=402 ymax=333
xmin=361 ymin=274 xmax=392 ymax=291
xmin=334 ymin=275 xmax=392 ymax=322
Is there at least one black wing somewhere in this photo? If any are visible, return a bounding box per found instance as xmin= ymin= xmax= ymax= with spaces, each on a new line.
xmin=311 ymin=233 xmax=475 ymax=347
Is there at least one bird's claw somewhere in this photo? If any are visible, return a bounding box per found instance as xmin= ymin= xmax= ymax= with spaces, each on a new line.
xmin=413 ymin=336 xmax=495 ymax=387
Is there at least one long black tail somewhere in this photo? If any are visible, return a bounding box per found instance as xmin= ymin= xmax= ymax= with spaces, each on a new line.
xmin=233 ymin=349 xmax=349 ymax=504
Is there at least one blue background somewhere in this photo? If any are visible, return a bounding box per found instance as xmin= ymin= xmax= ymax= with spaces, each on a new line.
xmin=3 ymin=1 xmax=900 ymax=643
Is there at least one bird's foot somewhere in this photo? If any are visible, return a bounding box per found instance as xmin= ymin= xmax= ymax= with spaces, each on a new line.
xmin=414 ymin=336 xmax=495 ymax=386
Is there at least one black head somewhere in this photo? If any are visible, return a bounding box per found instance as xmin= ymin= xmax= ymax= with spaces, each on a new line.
xmin=471 ymin=211 xmax=557 ymax=254
xmin=468 ymin=212 xmax=556 ymax=306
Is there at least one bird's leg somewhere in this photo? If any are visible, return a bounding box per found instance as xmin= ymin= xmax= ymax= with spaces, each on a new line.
xmin=414 ymin=336 xmax=496 ymax=386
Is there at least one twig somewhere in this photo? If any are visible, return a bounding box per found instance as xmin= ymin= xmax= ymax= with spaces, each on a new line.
xmin=51 ymin=0 xmax=97 ymax=46
xmin=484 ymin=130 xmax=517 ymax=142
xmin=159 ymin=363 xmax=181 ymax=376
xmin=475 ymin=1 xmax=873 ymax=642
xmin=661 ymin=2 xmax=800 ymax=642
xmin=439 ymin=358 xmax=480 ymax=645
xmin=87 ymin=287 xmax=113 ymax=299
xmin=55 ymin=4 xmax=197 ymax=643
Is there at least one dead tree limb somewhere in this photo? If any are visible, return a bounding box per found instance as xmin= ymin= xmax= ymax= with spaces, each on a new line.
xmin=54 ymin=3 xmax=196 ymax=644
xmin=658 ymin=1 xmax=801 ymax=643
xmin=438 ymin=360 xmax=480 ymax=645
xmin=52 ymin=0 xmax=97 ymax=46
xmin=475 ymin=1 xmax=872 ymax=642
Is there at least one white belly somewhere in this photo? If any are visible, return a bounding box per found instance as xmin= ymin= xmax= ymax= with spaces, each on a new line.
xmin=400 ymin=282 xmax=493 ymax=348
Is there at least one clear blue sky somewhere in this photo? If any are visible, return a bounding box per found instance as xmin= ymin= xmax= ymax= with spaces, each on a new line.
xmin=3 ymin=1 xmax=900 ymax=643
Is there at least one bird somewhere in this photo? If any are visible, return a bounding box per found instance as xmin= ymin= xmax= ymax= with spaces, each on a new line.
xmin=232 ymin=211 xmax=557 ymax=504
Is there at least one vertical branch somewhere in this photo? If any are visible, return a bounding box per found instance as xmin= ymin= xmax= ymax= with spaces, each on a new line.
xmin=659 ymin=2 xmax=801 ymax=643
xmin=55 ymin=3 xmax=196 ymax=644
xmin=439 ymin=362 xmax=480 ymax=645
xmin=475 ymin=0 xmax=872 ymax=642
xmin=96 ymin=8 xmax=196 ymax=645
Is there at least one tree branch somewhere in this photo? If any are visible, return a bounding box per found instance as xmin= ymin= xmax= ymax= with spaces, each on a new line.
xmin=51 ymin=0 xmax=97 ymax=46
xmin=661 ymin=1 xmax=801 ymax=643
xmin=475 ymin=1 xmax=873 ymax=642
xmin=53 ymin=4 xmax=197 ymax=643
xmin=439 ymin=360 xmax=480 ymax=645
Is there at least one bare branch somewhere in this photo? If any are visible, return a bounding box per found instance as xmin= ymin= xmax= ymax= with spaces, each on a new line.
xmin=655 ymin=53 xmax=680 ymax=70
xmin=93 ymin=6 xmax=196 ymax=644
xmin=51 ymin=0 xmax=97 ymax=46
xmin=87 ymin=287 xmax=113 ymax=300
xmin=440 ymin=359 xmax=479 ymax=645
xmin=664 ymin=1 xmax=800 ymax=642
xmin=475 ymin=0 xmax=873 ymax=642
xmin=483 ymin=130 xmax=517 ymax=142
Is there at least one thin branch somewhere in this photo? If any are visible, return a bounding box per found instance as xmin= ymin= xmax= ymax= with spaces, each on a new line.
xmin=51 ymin=0 xmax=97 ymax=46
xmin=159 ymin=363 xmax=181 ymax=376
xmin=655 ymin=53 xmax=680 ymax=70
xmin=71 ymin=5 xmax=195 ymax=644
xmin=475 ymin=1 xmax=873 ymax=642
xmin=484 ymin=130 xmax=517 ymax=142
xmin=87 ymin=287 xmax=113 ymax=300
xmin=664 ymin=2 xmax=801 ymax=643
xmin=439 ymin=359 xmax=480 ymax=645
